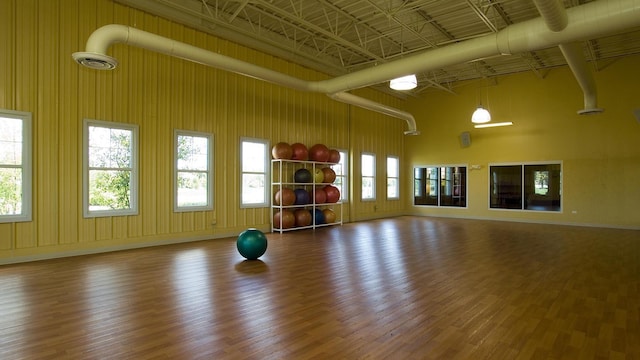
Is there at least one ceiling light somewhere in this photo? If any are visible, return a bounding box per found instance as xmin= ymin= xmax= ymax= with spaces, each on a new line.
xmin=471 ymin=106 xmax=491 ymax=124
xmin=390 ymin=75 xmax=417 ymax=90
xmin=474 ymin=121 xmax=514 ymax=128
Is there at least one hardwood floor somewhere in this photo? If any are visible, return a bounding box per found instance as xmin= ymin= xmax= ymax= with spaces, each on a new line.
xmin=1 ymin=216 xmax=638 ymax=359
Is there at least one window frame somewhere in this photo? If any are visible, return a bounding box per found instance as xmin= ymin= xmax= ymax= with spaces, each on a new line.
xmin=489 ymin=161 xmax=562 ymax=212
xmin=83 ymin=119 xmax=139 ymax=218
xmin=386 ymin=155 xmax=400 ymax=200
xmin=174 ymin=130 xmax=214 ymax=212
xmin=413 ymin=165 xmax=468 ymax=208
xmin=330 ymin=149 xmax=348 ymax=202
xmin=361 ymin=152 xmax=376 ymax=201
xmin=0 ymin=110 xmax=32 ymax=223
xmin=240 ymin=137 xmax=270 ymax=208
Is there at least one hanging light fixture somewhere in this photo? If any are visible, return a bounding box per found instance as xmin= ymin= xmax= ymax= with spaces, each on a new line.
xmin=389 ymin=74 xmax=417 ymax=90
xmin=471 ymin=105 xmax=491 ymax=123
xmin=474 ymin=121 xmax=513 ymax=128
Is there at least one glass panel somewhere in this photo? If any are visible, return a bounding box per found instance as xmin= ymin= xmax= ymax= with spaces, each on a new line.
xmin=0 ymin=168 xmax=22 ymax=215
xmin=89 ymin=126 xmax=132 ymax=168
xmin=0 ymin=117 xmax=23 ymax=166
xmin=440 ymin=166 xmax=466 ymax=207
xmin=387 ymin=157 xmax=398 ymax=177
xmin=177 ymin=172 xmax=208 ymax=207
xmin=177 ymin=135 xmax=209 ymax=171
xmin=362 ymin=177 xmax=374 ymax=199
xmin=88 ymin=169 xmax=132 ymax=211
xmin=242 ymin=142 xmax=266 ymax=172
xmin=362 ymin=154 xmax=374 ymax=177
xmin=490 ymin=165 xmax=522 ymax=209
xmin=242 ymin=173 xmax=265 ymax=204
xmin=524 ymin=164 xmax=561 ymax=211
xmin=387 ymin=178 xmax=398 ymax=198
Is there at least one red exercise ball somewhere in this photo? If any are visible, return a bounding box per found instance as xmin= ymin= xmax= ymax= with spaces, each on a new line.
xmin=323 ymin=209 xmax=337 ymax=224
xmin=291 ymin=143 xmax=309 ymax=161
xmin=294 ymin=209 xmax=312 ymax=227
xmin=271 ymin=142 xmax=292 ymax=159
xmin=274 ymin=188 xmax=296 ymax=206
xmin=324 ymin=185 xmax=340 ymax=203
xmin=314 ymin=187 xmax=327 ymax=204
xmin=309 ymin=144 xmax=330 ymax=162
xmin=321 ymin=167 xmax=336 ymax=183
xmin=273 ymin=210 xmax=295 ymax=229
xmin=328 ymin=149 xmax=341 ymax=164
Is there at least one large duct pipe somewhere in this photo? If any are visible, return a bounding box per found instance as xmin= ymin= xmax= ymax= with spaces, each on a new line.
xmin=74 ymin=0 xmax=640 ymax=128
xmin=532 ymin=0 xmax=603 ymax=114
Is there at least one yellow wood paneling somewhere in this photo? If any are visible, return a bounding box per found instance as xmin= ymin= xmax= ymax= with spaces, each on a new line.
xmin=0 ymin=0 xmax=409 ymax=262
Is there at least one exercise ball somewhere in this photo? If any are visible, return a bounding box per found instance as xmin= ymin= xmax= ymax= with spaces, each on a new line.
xmin=322 ymin=209 xmax=337 ymax=223
xmin=271 ymin=142 xmax=292 ymax=160
xmin=294 ymin=208 xmax=312 ymax=227
xmin=314 ymin=187 xmax=327 ymax=204
xmin=294 ymin=168 xmax=312 ymax=183
xmin=312 ymin=208 xmax=325 ymax=225
xmin=314 ymin=168 xmax=325 ymax=183
xmin=324 ymin=185 xmax=340 ymax=203
xmin=309 ymin=144 xmax=330 ymax=162
xmin=328 ymin=149 xmax=341 ymax=164
xmin=321 ymin=167 xmax=336 ymax=183
xmin=273 ymin=210 xmax=295 ymax=229
xmin=291 ymin=143 xmax=309 ymax=160
xmin=274 ymin=188 xmax=296 ymax=206
xmin=293 ymin=189 xmax=310 ymax=205
xmin=237 ymin=228 xmax=268 ymax=260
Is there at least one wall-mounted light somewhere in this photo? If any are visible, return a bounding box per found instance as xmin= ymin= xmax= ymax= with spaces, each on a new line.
xmin=471 ymin=106 xmax=491 ymax=123
xmin=474 ymin=121 xmax=513 ymax=128
xmin=390 ymin=74 xmax=417 ymax=90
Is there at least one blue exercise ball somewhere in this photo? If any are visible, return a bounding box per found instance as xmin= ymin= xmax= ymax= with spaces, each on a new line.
xmin=237 ymin=228 xmax=268 ymax=260
xmin=312 ymin=208 xmax=325 ymax=225
xmin=294 ymin=188 xmax=310 ymax=205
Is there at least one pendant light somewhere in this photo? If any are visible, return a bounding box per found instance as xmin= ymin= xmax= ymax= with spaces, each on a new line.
xmin=390 ymin=74 xmax=417 ymax=90
xmin=471 ymin=106 xmax=491 ymax=123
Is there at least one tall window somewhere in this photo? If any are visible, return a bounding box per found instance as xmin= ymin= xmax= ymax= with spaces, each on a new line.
xmin=0 ymin=110 xmax=32 ymax=223
xmin=414 ymin=166 xmax=467 ymax=207
xmin=361 ymin=153 xmax=375 ymax=200
xmin=490 ymin=162 xmax=561 ymax=211
xmin=387 ymin=156 xmax=399 ymax=200
xmin=174 ymin=130 xmax=213 ymax=212
xmin=84 ymin=119 xmax=138 ymax=217
xmin=330 ymin=149 xmax=348 ymax=202
xmin=241 ymin=137 xmax=269 ymax=208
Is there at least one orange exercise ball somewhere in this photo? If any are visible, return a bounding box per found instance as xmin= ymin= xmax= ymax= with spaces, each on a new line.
xmin=291 ymin=143 xmax=309 ymax=161
xmin=273 ymin=210 xmax=295 ymax=229
xmin=274 ymin=188 xmax=296 ymax=206
xmin=271 ymin=142 xmax=292 ymax=159
xmin=309 ymin=144 xmax=330 ymax=162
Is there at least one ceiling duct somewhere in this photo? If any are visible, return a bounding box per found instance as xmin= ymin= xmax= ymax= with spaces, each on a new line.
xmin=74 ymin=0 xmax=640 ymax=130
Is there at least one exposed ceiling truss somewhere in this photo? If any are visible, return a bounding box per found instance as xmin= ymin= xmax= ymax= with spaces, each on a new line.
xmin=114 ymin=0 xmax=640 ymax=96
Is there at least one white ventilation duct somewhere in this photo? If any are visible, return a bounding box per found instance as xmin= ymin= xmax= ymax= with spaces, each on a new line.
xmin=74 ymin=0 xmax=640 ymax=130
xmin=532 ymin=0 xmax=604 ymax=115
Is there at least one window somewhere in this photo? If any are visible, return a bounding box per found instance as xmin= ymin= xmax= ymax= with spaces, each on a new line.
xmin=0 ymin=110 xmax=32 ymax=223
xmin=387 ymin=156 xmax=399 ymax=200
xmin=174 ymin=130 xmax=213 ymax=212
xmin=241 ymin=138 xmax=269 ymax=207
xmin=414 ymin=166 xmax=467 ymax=207
xmin=330 ymin=149 xmax=348 ymax=202
xmin=490 ymin=162 xmax=561 ymax=211
xmin=361 ymin=153 xmax=375 ymax=200
xmin=83 ymin=119 xmax=138 ymax=217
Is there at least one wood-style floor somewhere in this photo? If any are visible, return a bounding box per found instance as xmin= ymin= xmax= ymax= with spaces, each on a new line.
xmin=1 ymin=216 xmax=638 ymax=359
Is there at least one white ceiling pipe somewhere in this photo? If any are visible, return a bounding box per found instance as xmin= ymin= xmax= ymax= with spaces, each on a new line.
xmin=74 ymin=0 xmax=640 ymax=130
xmin=74 ymin=24 xmax=418 ymax=134
xmin=328 ymin=92 xmax=419 ymax=135
xmin=532 ymin=0 xmax=569 ymax=31
xmin=532 ymin=0 xmax=603 ymax=114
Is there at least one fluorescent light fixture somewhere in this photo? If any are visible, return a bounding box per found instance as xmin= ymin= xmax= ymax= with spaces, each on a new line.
xmin=471 ymin=106 xmax=491 ymax=123
xmin=390 ymin=74 xmax=417 ymax=90
xmin=474 ymin=121 xmax=514 ymax=128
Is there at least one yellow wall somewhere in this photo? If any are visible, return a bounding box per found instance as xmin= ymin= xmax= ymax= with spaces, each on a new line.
xmin=0 ymin=0 xmax=407 ymax=263
xmin=404 ymin=57 xmax=640 ymax=228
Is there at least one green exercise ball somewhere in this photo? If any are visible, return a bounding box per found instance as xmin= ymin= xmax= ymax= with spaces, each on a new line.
xmin=237 ymin=228 xmax=268 ymax=260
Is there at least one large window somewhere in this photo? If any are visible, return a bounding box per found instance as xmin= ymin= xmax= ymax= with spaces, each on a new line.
xmin=0 ymin=110 xmax=32 ymax=223
xmin=84 ymin=119 xmax=138 ymax=217
xmin=387 ymin=156 xmax=399 ymax=200
xmin=174 ymin=130 xmax=213 ymax=212
xmin=490 ymin=162 xmax=561 ymax=211
xmin=414 ymin=166 xmax=467 ymax=207
xmin=361 ymin=153 xmax=376 ymax=200
xmin=330 ymin=149 xmax=348 ymax=202
xmin=241 ymin=137 xmax=269 ymax=208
